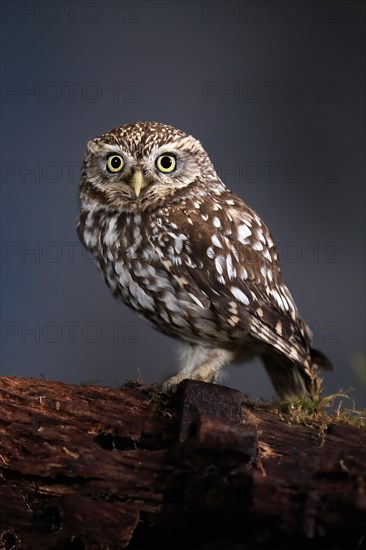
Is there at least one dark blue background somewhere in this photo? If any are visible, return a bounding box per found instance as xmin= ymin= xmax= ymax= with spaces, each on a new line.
xmin=1 ymin=1 xmax=365 ymax=407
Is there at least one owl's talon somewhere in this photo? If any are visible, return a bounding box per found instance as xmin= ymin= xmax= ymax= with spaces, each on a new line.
xmin=161 ymin=375 xmax=187 ymax=393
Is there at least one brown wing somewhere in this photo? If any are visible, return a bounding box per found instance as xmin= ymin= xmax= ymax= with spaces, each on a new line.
xmin=149 ymin=188 xmax=313 ymax=370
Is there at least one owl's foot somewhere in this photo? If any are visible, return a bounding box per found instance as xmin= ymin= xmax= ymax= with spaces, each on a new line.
xmin=161 ymin=366 xmax=219 ymax=393
xmin=161 ymin=374 xmax=189 ymax=393
xmin=162 ymin=345 xmax=235 ymax=392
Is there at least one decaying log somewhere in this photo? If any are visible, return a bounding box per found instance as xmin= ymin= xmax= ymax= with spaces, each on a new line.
xmin=0 ymin=376 xmax=365 ymax=549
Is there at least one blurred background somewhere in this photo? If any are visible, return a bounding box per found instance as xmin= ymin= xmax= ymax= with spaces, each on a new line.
xmin=1 ymin=1 xmax=365 ymax=407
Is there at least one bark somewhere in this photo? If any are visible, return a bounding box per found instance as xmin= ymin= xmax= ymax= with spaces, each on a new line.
xmin=0 ymin=376 xmax=365 ymax=550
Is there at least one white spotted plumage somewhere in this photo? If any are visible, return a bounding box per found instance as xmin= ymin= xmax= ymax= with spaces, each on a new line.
xmin=78 ymin=121 xmax=331 ymax=399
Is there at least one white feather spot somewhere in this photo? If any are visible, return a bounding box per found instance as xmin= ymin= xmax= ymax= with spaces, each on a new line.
xmin=240 ymin=266 xmax=248 ymax=280
xmin=263 ymin=249 xmax=272 ymax=262
xmin=281 ymin=295 xmax=289 ymax=311
xmin=252 ymin=242 xmax=263 ymax=251
xmin=174 ymin=233 xmax=187 ymax=254
xmin=104 ymin=217 xmax=118 ymax=246
xmin=231 ymin=247 xmax=239 ymax=261
xmin=188 ymin=293 xmax=205 ymax=308
xmin=211 ymin=234 xmax=223 ymax=248
xmin=238 ymin=224 xmax=252 ymax=243
xmin=215 ymin=255 xmax=225 ymax=275
xmin=272 ymin=289 xmax=286 ymax=311
xmin=172 ymin=255 xmax=182 ymax=266
xmin=184 ymin=255 xmax=196 ymax=268
xmin=226 ymin=254 xmax=236 ymax=279
xmin=283 ymin=288 xmax=296 ymax=311
xmin=213 ymin=216 xmax=221 ymax=228
xmin=230 ymin=286 xmax=250 ymax=305
xmin=258 ymin=230 xmax=266 ymax=244
xmin=207 ymin=246 xmax=215 ymax=259
xmin=185 ymin=243 xmax=193 ymax=254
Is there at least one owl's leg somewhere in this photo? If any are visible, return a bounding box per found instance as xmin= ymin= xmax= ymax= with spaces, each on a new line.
xmin=162 ymin=343 xmax=234 ymax=391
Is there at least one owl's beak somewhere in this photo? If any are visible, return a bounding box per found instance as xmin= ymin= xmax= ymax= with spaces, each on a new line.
xmin=129 ymin=171 xmax=148 ymax=198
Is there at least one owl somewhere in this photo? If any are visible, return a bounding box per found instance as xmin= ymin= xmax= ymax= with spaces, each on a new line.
xmin=78 ymin=121 xmax=331 ymax=400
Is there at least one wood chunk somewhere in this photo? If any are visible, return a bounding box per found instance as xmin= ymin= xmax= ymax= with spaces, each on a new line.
xmin=0 ymin=376 xmax=365 ymax=549
xmin=177 ymin=379 xmax=244 ymax=441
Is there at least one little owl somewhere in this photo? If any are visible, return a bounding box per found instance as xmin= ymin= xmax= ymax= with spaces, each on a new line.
xmin=78 ymin=121 xmax=331 ymax=399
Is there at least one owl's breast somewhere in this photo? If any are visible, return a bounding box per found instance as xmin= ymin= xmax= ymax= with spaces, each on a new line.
xmin=90 ymin=211 xmax=221 ymax=343
xmin=96 ymin=212 xmax=157 ymax=303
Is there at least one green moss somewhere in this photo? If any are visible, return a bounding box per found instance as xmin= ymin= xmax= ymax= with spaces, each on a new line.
xmin=267 ymin=388 xmax=366 ymax=434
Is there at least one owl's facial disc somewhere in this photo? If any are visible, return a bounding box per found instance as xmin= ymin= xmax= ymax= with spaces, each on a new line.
xmin=82 ymin=123 xmax=220 ymax=211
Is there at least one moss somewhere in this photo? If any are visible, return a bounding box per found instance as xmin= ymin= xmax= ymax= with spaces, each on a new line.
xmin=264 ymin=387 xmax=366 ymax=439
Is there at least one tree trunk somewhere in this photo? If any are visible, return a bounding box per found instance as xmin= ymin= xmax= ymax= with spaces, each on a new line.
xmin=0 ymin=376 xmax=365 ymax=549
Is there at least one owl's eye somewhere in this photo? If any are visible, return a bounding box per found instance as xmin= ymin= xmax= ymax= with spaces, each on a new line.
xmin=156 ymin=154 xmax=176 ymax=173
xmin=106 ymin=154 xmax=124 ymax=173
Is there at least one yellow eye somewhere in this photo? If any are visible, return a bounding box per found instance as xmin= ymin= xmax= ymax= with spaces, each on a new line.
xmin=156 ymin=154 xmax=176 ymax=173
xmin=106 ymin=154 xmax=124 ymax=173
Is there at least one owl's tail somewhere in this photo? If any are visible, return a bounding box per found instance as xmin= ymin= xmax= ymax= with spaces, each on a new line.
xmin=262 ymin=348 xmax=332 ymax=401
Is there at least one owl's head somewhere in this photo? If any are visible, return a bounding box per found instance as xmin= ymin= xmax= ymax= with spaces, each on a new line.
xmin=80 ymin=121 xmax=219 ymax=212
